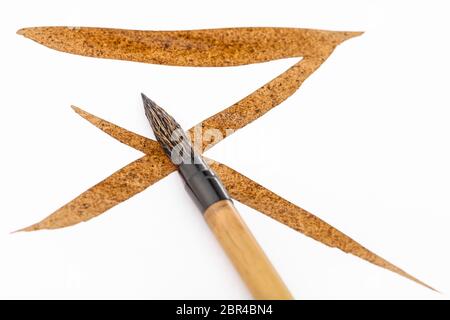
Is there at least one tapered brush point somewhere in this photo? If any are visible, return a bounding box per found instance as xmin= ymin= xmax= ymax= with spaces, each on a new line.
xmin=140 ymin=93 xmax=189 ymax=158
xmin=141 ymin=93 xmax=156 ymax=108
xmin=140 ymin=92 xmax=149 ymax=103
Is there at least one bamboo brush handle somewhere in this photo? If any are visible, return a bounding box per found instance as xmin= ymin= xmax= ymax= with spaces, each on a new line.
xmin=204 ymin=200 xmax=293 ymax=300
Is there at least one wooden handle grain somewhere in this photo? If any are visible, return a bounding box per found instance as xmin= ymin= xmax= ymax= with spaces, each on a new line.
xmin=204 ymin=200 xmax=293 ymax=300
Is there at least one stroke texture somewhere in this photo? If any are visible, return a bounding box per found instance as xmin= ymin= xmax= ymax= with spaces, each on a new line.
xmin=17 ymin=26 xmax=433 ymax=289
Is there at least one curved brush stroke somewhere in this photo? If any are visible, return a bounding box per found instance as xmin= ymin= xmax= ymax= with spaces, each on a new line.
xmin=25 ymin=106 xmax=432 ymax=290
xmin=209 ymin=161 xmax=435 ymax=291
xmin=17 ymin=27 xmax=361 ymax=67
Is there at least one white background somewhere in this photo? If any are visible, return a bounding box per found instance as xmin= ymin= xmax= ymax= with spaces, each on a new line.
xmin=0 ymin=0 xmax=449 ymax=299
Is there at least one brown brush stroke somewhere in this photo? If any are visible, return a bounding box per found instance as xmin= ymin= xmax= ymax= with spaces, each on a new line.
xmin=23 ymin=106 xmax=433 ymax=290
xmin=71 ymin=106 xmax=158 ymax=155
xmin=17 ymin=27 xmax=361 ymax=67
xmin=21 ymin=153 xmax=174 ymax=231
xmin=209 ymin=161 xmax=435 ymax=291
xmin=190 ymin=54 xmax=332 ymax=151
xmin=19 ymin=153 xmax=174 ymax=231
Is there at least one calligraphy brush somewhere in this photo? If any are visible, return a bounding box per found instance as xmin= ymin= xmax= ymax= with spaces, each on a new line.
xmin=141 ymin=93 xmax=293 ymax=300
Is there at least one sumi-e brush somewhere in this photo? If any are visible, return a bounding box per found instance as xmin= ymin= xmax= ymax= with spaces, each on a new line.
xmin=141 ymin=93 xmax=293 ymax=300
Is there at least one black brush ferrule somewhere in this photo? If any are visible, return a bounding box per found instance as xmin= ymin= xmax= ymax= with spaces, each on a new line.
xmin=178 ymin=156 xmax=231 ymax=212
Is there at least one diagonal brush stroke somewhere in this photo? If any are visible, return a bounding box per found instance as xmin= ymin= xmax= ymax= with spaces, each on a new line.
xmin=209 ymin=161 xmax=435 ymax=291
xmin=71 ymin=106 xmax=158 ymax=155
xmin=190 ymin=55 xmax=332 ymax=151
xmin=20 ymin=154 xmax=174 ymax=231
xmin=17 ymin=27 xmax=361 ymax=67
xmin=24 ymin=106 xmax=433 ymax=290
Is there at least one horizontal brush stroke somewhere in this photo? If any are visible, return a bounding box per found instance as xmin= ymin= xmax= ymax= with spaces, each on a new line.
xmin=17 ymin=27 xmax=361 ymax=67
xmin=23 ymin=106 xmax=432 ymax=289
